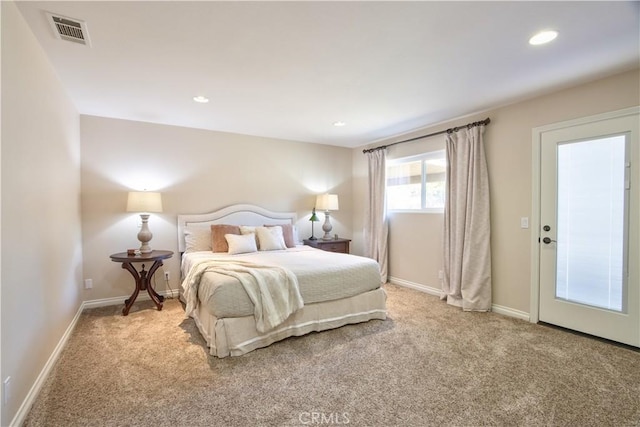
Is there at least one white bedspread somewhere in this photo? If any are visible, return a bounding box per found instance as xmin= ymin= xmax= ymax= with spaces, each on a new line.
xmin=181 ymin=247 xmax=382 ymax=319
xmin=182 ymin=259 xmax=303 ymax=333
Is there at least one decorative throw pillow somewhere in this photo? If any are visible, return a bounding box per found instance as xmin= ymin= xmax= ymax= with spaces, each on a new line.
xmin=225 ymin=233 xmax=258 ymax=255
xmin=184 ymin=226 xmax=212 ymax=252
xmin=291 ymin=225 xmax=300 ymax=245
xmin=240 ymin=225 xmax=260 ymax=248
xmin=264 ymin=224 xmax=296 ymax=248
xmin=211 ymin=224 xmax=241 ymax=253
xmin=256 ymin=226 xmax=287 ymax=251
xmin=239 ymin=225 xmax=256 ymax=235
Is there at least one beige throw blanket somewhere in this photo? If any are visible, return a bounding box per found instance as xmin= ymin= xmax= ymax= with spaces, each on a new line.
xmin=182 ymin=259 xmax=304 ymax=333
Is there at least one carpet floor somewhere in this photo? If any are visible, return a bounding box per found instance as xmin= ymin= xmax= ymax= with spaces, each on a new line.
xmin=24 ymin=284 xmax=640 ymax=426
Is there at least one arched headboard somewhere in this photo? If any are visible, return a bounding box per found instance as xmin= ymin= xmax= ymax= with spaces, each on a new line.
xmin=177 ymin=204 xmax=297 ymax=253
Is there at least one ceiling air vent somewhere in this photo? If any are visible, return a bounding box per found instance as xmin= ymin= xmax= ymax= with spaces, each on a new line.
xmin=46 ymin=12 xmax=91 ymax=46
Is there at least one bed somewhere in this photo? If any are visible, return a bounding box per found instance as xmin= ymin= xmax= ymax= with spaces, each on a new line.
xmin=178 ymin=204 xmax=387 ymax=357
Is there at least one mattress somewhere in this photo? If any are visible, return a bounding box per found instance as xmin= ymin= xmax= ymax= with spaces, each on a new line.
xmin=181 ymin=246 xmax=382 ymax=318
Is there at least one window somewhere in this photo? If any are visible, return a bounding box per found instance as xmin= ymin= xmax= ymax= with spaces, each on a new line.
xmin=386 ymin=151 xmax=446 ymax=212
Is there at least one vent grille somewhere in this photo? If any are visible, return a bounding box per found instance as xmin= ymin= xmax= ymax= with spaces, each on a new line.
xmin=46 ymin=12 xmax=91 ymax=46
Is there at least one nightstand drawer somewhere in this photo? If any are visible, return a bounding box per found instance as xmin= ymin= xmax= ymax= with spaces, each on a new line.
xmin=303 ymin=238 xmax=351 ymax=254
xmin=323 ymin=242 xmax=348 ymax=253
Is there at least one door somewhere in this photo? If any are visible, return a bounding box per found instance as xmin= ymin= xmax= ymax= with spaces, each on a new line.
xmin=538 ymin=110 xmax=639 ymax=347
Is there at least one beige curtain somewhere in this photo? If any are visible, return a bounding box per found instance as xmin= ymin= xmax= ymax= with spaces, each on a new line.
xmin=442 ymin=125 xmax=492 ymax=311
xmin=365 ymin=149 xmax=389 ymax=283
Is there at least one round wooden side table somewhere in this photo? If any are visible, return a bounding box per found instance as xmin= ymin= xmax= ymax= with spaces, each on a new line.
xmin=109 ymin=250 xmax=173 ymax=316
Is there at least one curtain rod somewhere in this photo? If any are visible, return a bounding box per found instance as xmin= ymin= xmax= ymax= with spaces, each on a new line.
xmin=362 ymin=117 xmax=490 ymax=154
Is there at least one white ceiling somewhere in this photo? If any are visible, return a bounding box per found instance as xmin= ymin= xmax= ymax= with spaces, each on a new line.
xmin=15 ymin=1 xmax=640 ymax=148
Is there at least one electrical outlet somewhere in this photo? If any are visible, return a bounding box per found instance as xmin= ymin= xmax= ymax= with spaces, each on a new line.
xmin=3 ymin=376 xmax=11 ymax=406
xmin=438 ymin=270 xmax=443 ymax=280
xmin=164 ymin=271 xmax=170 ymax=281
xmin=84 ymin=279 xmax=93 ymax=289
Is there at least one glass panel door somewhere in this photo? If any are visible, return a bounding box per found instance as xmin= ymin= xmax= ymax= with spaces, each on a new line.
xmin=537 ymin=110 xmax=639 ymax=347
xmin=555 ymin=135 xmax=627 ymax=312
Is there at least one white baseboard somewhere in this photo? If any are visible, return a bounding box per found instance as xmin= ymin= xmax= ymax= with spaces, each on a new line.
xmin=10 ymin=302 xmax=84 ymax=427
xmin=82 ymin=288 xmax=181 ymax=309
xmin=389 ymin=276 xmax=441 ymax=296
xmin=389 ymin=276 xmax=530 ymax=321
xmin=491 ymin=304 xmax=530 ymax=321
xmin=9 ymin=288 xmax=181 ymax=426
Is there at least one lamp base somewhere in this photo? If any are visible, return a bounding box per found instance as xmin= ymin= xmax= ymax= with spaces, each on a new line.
xmin=137 ymin=214 xmax=154 ymax=254
xmin=138 ymin=245 xmax=153 ymax=254
xmin=321 ymin=211 xmax=333 ymax=240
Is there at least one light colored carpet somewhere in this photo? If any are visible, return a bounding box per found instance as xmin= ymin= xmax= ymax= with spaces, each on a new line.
xmin=24 ymin=284 xmax=640 ymax=426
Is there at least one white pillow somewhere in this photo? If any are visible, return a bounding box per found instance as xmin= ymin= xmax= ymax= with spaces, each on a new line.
xmin=184 ymin=226 xmax=212 ymax=253
xmin=225 ymin=233 xmax=258 ymax=255
xmin=240 ymin=225 xmax=259 ymax=248
xmin=256 ymin=226 xmax=287 ymax=251
xmin=239 ymin=225 xmax=257 ymax=235
xmin=292 ymin=225 xmax=300 ymax=246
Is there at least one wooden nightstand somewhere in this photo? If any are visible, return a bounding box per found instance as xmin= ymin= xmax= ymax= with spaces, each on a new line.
xmin=303 ymin=238 xmax=351 ymax=254
xmin=110 ymin=250 xmax=173 ymax=315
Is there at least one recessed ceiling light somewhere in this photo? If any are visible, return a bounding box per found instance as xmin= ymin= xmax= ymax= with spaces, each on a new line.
xmin=529 ymin=30 xmax=558 ymax=46
xmin=193 ymin=95 xmax=209 ymax=103
xmin=333 ymin=121 xmax=346 ymax=127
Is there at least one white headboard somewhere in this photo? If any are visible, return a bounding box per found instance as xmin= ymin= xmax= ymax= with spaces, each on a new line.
xmin=177 ymin=204 xmax=297 ymax=253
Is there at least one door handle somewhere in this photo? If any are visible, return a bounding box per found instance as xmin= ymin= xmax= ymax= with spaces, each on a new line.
xmin=542 ymin=237 xmax=556 ymax=244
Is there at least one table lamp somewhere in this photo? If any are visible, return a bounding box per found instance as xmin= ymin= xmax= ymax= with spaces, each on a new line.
xmin=316 ymin=193 xmax=339 ymax=240
xmin=309 ymin=207 xmax=319 ymax=240
xmin=126 ymin=191 xmax=163 ymax=254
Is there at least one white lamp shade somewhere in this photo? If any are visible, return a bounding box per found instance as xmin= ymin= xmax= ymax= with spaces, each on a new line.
xmin=316 ymin=194 xmax=339 ymax=211
xmin=126 ymin=191 xmax=163 ymax=213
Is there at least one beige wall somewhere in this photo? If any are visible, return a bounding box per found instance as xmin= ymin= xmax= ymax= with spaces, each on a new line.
xmin=80 ymin=116 xmax=353 ymax=301
xmin=353 ymin=68 xmax=640 ymax=314
xmin=1 ymin=2 xmax=83 ymax=425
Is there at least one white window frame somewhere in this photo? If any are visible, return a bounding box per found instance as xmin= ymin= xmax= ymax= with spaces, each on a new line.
xmin=386 ymin=150 xmax=446 ymax=214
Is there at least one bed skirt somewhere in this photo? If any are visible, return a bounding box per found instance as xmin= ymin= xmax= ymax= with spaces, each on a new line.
xmin=189 ymin=287 xmax=387 ymax=358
